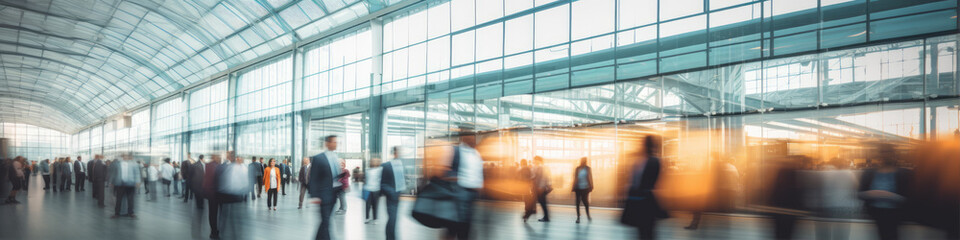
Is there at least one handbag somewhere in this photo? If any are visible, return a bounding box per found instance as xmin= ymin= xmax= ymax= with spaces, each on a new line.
xmin=411 ymin=178 xmax=466 ymax=228
xmin=362 ymin=190 xmax=370 ymax=201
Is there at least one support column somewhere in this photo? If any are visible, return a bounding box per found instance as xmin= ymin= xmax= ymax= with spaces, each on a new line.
xmin=368 ymin=19 xmax=385 ymax=161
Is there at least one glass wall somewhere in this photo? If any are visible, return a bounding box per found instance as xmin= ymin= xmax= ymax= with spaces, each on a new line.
xmin=64 ymin=0 xmax=959 ymax=210
xmin=1 ymin=122 xmax=70 ymax=161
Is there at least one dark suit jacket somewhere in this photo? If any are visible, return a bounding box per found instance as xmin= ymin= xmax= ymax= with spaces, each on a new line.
xmin=181 ymin=162 xmax=192 ymax=182
xmin=190 ymin=161 xmax=205 ymax=191
xmin=621 ymin=156 xmax=667 ymax=225
xmin=74 ymin=161 xmax=85 ymax=175
xmin=308 ymin=153 xmax=337 ymax=200
xmin=91 ymin=160 xmax=107 ymax=182
xmin=280 ymin=164 xmax=292 ymax=179
xmin=249 ymin=162 xmax=263 ymax=177
xmin=87 ymin=160 xmax=95 ymax=181
xmin=298 ymin=165 xmax=309 ymax=184
xmin=202 ymin=161 xmax=220 ymax=199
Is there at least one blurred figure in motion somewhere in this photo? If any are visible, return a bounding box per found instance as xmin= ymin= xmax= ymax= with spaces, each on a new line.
xmin=4 ymin=156 xmax=26 ymax=204
xmin=573 ymin=157 xmax=594 ymax=223
xmin=218 ymin=152 xmax=252 ymax=239
xmin=911 ymin=139 xmax=960 ymax=239
xmin=189 ymin=155 xmax=206 ymax=209
xmin=161 ymin=158 xmax=174 ymax=197
xmin=381 ymin=146 xmax=407 ymax=240
xmin=621 ymin=135 xmax=668 ymax=240
xmin=686 ymin=153 xmax=741 ymax=230
xmin=364 ymin=157 xmax=382 ymax=224
xmin=298 ymin=157 xmax=310 ymax=209
xmin=519 ymin=159 xmax=536 ymax=222
xmin=249 ymin=157 xmax=263 ymax=200
xmin=858 ymin=144 xmax=911 ymax=240
xmin=111 ymin=153 xmax=142 ymax=219
xmin=808 ymin=157 xmax=858 ymax=240
xmin=264 ymin=158 xmax=281 ymax=211
xmin=40 ymin=159 xmax=50 ymax=190
xmin=281 ymin=158 xmax=292 ymax=196
xmin=59 ymin=157 xmax=73 ymax=192
xmin=532 ymin=156 xmax=552 ymax=222
xmin=91 ymin=154 xmax=108 ymax=208
xmin=204 ymin=153 xmax=224 ymax=239
xmin=309 ymin=135 xmax=347 ymax=240
xmin=335 ymin=160 xmax=351 ymax=215
xmin=183 ymin=154 xmax=196 ymax=202
xmin=766 ymin=155 xmax=806 ymax=240
xmin=145 ymin=161 xmax=159 ymax=201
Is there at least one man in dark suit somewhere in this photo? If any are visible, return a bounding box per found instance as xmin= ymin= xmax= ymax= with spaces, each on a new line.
xmin=74 ymin=156 xmax=86 ymax=192
xmin=309 ymin=135 xmax=345 ymax=240
xmin=90 ymin=154 xmax=108 ymax=207
xmin=248 ymin=157 xmax=263 ymax=199
xmin=182 ymin=154 xmax=193 ymax=202
xmin=280 ymin=158 xmax=292 ymax=195
xmin=112 ymin=153 xmax=141 ymax=219
xmin=190 ymin=156 xmax=206 ymax=209
xmin=59 ymin=158 xmax=73 ymax=192
xmin=203 ymin=153 xmax=224 ymax=239
xmin=298 ymin=157 xmax=310 ymax=209
xmin=381 ymin=147 xmax=408 ymax=240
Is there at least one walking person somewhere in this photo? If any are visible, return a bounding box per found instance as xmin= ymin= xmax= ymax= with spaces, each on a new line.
xmin=74 ymin=156 xmax=86 ymax=192
xmin=621 ymin=135 xmax=669 ymax=240
xmin=519 ymin=159 xmax=537 ymax=222
xmin=183 ymin=154 xmax=196 ymax=202
xmin=281 ymin=158 xmax=292 ymax=195
xmin=572 ymin=157 xmax=594 ymax=223
xmin=381 ymin=147 xmax=407 ymax=240
xmin=173 ymin=161 xmax=181 ymax=196
xmin=203 ymin=153 xmax=224 ymax=239
xmin=264 ymin=158 xmax=281 ymax=211
xmin=858 ymin=144 xmax=911 ymax=240
xmin=91 ymin=155 xmax=109 ymax=207
xmin=145 ymin=162 xmax=159 ymax=201
xmin=111 ymin=153 xmax=142 ymax=219
xmin=248 ymin=157 xmax=263 ymax=200
xmin=298 ymin=157 xmax=310 ymax=209
xmin=532 ymin=156 xmax=552 ymax=222
xmin=160 ymin=158 xmax=175 ymax=197
xmin=217 ymin=153 xmax=252 ymax=240
xmin=4 ymin=157 xmax=26 ymax=204
xmin=59 ymin=158 xmax=73 ymax=192
xmin=40 ymin=159 xmax=51 ymax=190
xmin=190 ymin=155 xmax=206 ymax=209
xmin=334 ymin=160 xmax=350 ymax=215
xmin=364 ymin=158 xmax=382 ymax=224
xmin=308 ymin=135 xmax=348 ymax=240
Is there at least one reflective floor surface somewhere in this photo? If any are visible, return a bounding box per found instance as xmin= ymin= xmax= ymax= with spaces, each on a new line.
xmin=1 ymin=176 xmax=951 ymax=240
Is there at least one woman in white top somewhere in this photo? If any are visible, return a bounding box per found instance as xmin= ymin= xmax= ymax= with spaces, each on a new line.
xmin=263 ymin=158 xmax=282 ymax=210
xmin=145 ymin=163 xmax=159 ymax=201
xmin=5 ymin=157 xmax=26 ymax=204
xmin=364 ymin=158 xmax=383 ymax=224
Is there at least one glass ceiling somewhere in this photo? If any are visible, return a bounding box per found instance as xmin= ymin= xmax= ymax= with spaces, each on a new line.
xmin=0 ymin=0 xmax=397 ymax=133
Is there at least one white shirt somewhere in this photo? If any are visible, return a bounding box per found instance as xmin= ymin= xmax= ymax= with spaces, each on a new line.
xmin=221 ymin=163 xmax=250 ymax=195
xmin=457 ymin=144 xmax=484 ymax=189
xmin=160 ymin=164 xmax=174 ymax=180
xmin=269 ymin=168 xmax=278 ymax=189
xmin=147 ymin=166 xmax=159 ymax=181
xmin=77 ymin=160 xmax=85 ymax=173
xmin=325 ymin=151 xmax=342 ymax=188
xmin=364 ymin=167 xmax=382 ymax=191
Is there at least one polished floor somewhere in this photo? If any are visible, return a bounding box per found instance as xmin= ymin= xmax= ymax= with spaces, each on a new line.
xmin=1 ymin=175 xmax=952 ymax=240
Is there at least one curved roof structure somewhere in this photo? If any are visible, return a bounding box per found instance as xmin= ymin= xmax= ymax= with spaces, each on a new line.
xmin=0 ymin=0 xmax=398 ymax=133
